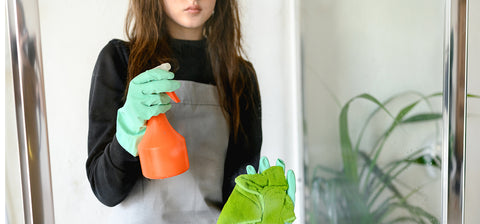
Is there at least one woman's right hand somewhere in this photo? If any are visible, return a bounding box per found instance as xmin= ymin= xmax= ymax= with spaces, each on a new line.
xmin=116 ymin=63 xmax=180 ymax=156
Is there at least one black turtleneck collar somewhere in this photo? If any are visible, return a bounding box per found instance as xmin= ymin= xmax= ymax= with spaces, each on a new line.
xmin=170 ymin=38 xmax=207 ymax=49
xmin=169 ymin=38 xmax=214 ymax=85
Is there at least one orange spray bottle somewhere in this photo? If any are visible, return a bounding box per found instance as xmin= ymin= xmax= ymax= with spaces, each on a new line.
xmin=137 ymin=64 xmax=189 ymax=179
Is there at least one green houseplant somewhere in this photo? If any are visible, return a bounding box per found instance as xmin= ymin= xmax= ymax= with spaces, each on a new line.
xmin=308 ymin=92 xmax=445 ymax=224
xmin=308 ymin=92 xmax=479 ymax=223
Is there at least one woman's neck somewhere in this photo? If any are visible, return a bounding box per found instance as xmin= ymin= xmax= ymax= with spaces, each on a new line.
xmin=166 ymin=19 xmax=204 ymax=41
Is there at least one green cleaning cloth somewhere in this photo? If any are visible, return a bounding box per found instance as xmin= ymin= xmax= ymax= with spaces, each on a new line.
xmin=218 ymin=166 xmax=296 ymax=224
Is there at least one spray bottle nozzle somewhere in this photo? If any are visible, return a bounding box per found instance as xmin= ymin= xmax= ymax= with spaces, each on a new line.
xmin=166 ymin=92 xmax=180 ymax=103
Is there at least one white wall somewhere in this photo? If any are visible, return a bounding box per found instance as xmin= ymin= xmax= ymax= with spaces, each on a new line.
xmin=37 ymin=1 xmax=129 ymax=223
xmin=240 ymin=1 xmax=304 ymax=222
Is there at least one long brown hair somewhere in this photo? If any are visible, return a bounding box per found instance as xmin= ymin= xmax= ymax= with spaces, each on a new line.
xmin=125 ymin=0 xmax=259 ymax=141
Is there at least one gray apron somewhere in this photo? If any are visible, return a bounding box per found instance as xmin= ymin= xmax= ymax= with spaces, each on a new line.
xmin=110 ymin=81 xmax=230 ymax=224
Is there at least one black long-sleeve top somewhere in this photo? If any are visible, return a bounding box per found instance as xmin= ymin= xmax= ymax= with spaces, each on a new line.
xmin=86 ymin=39 xmax=262 ymax=207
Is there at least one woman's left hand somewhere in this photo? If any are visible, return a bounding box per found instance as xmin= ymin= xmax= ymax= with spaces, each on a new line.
xmin=247 ymin=157 xmax=296 ymax=205
xmin=217 ymin=156 xmax=296 ymax=224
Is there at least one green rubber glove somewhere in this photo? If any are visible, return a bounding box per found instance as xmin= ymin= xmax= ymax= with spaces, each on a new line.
xmin=248 ymin=157 xmax=296 ymax=206
xmin=116 ymin=63 xmax=180 ymax=156
xmin=218 ymin=157 xmax=296 ymax=224
xmin=248 ymin=157 xmax=296 ymax=224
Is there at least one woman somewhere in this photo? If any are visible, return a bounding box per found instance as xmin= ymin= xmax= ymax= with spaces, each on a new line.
xmin=86 ymin=0 xmax=262 ymax=223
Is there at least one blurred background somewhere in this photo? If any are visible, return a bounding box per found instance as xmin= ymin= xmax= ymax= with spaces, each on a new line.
xmin=302 ymin=0 xmax=478 ymax=223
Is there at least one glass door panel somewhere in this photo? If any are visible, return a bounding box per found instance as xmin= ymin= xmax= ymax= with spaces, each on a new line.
xmin=302 ymin=1 xmax=444 ymax=223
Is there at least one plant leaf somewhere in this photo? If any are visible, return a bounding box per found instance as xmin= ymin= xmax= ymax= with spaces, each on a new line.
xmin=405 ymin=154 xmax=441 ymax=169
xmin=364 ymin=100 xmax=420 ymax=193
xmin=358 ymin=92 xmax=441 ymax=185
xmin=401 ymin=113 xmax=442 ymax=123
xmin=358 ymin=151 xmax=403 ymax=202
xmin=388 ymin=202 xmax=440 ymax=224
xmin=384 ymin=217 xmax=424 ymax=224
xmin=339 ymin=102 xmax=358 ymax=183
xmin=467 ymin=93 xmax=480 ymax=98
xmin=340 ymin=94 xmax=393 ymax=184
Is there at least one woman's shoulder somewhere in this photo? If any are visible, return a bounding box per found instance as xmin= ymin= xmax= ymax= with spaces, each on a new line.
xmin=239 ymin=59 xmax=260 ymax=91
xmin=239 ymin=58 xmax=256 ymax=79
xmin=104 ymin=39 xmax=129 ymax=51
xmin=97 ymin=39 xmax=130 ymax=64
xmin=238 ymin=58 xmax=261 ymax=102
xmin=92 ymin=39 xmax=130 ymax=84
